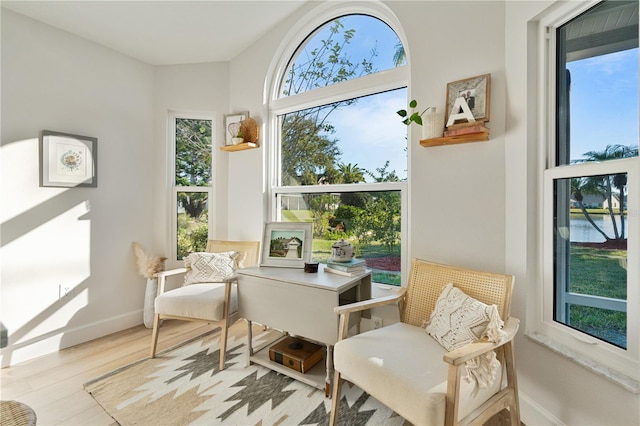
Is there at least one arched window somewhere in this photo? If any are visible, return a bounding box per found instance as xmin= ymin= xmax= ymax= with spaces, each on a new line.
xmin=268 ymin=5 xmax=409 ymax=286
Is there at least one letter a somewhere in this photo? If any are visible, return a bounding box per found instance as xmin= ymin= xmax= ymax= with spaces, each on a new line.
xmin=446 ymin=96 xmax=476 ymax=127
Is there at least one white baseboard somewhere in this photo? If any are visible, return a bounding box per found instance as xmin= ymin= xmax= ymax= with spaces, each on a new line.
xmin=520 ymin=391 xmax=565 ymax=426
xmin=0 ymin=310 xmax=142 ymax=368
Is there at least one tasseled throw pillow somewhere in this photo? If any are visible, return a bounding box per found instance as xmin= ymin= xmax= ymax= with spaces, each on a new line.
xmin=424 ymin=283 xmax=506 ymax=392
xmin=183 ymin=251 xmax=239 ymax=285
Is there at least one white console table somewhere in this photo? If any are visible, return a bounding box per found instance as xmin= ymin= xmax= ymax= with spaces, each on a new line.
xmin=237 ymin=264 xmax=371 ymax=395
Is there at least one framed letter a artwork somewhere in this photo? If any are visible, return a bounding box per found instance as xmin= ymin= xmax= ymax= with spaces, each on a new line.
xmin=445 ymin=73 xmax=491 ymax=126
xmin=40 ymin=130 xmax=98 ymax=188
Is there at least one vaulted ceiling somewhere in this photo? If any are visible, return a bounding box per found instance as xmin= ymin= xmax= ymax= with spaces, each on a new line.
xmin=2 ymin=1 xmax=310 ymax=65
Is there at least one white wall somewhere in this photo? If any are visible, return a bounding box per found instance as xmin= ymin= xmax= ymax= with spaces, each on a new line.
xmin=394 ymin=1 xmax=507 ymax=273
xmin=0 ymin=9 xmax=155 ymax=366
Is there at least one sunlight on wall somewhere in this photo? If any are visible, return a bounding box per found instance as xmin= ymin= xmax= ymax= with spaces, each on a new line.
xmin=2 ymin=199 xmax=91 ymax=345
xmin=0 ymin=139 xmax=65 ymax=222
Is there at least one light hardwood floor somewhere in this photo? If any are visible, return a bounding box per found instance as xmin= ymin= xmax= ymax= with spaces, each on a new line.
xmin=1 ymin=321 xmax=517 ymax=426
xmin=0 ymin=320 xmax=219 ymax=425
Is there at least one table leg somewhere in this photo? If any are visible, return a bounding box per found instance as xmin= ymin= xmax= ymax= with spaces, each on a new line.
xmin=325 ymin=344 xmax=334 ymax=397
xmin=246 ymin=319 xmax=253 ymax=367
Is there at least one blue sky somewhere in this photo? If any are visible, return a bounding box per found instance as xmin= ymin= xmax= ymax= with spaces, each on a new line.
xmin=568 ymin=48 xmax=639 ymax=161
xmin=288 ymin=15 xmax=409 ymax=182
xmin=327 ymin=16 xmax=408 ymax=181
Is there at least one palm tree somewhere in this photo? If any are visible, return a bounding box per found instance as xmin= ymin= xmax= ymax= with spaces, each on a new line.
xmin=571 ymin=178 xmax=609 ymax=241
xmin=580 ymin=144 xmax=638 ymax=240
xmin=392 ymin=41 xmax=405 ymax=67
xmin=338 ymin=162 xmax=367 ymax=208
xmin=338 ymin=162 xmax=366 ymax=184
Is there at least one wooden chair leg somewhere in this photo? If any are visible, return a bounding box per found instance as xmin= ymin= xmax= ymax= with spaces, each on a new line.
xmin=329 ymin=370 xmax=344 ymax=426
xmin=219 ymin=318 xmax=229 ymax=370
xmin=445 ymin=364 xmax=462 ymax=426
xmin=504 ymin=341 xmax=521 ymax=425
xmin=219 ymin=281 xmax=233 ymax=371
xmin=149 ymin=314 xmax=161 ymax=358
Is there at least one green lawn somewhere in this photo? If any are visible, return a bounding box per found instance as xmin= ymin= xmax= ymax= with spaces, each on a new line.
xmin=282 ymin=210 xmax=313 ymax=222
xmin=568 ymin=245 xmax=627 ymax=348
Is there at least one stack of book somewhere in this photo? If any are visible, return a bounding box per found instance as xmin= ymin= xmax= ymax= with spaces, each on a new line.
xmin=443 ymin=123 xmax=489 ymax=137
xmin=324 ymin=258 xmax=367 ymax=277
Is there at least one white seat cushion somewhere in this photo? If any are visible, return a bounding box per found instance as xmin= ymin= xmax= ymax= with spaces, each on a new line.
xmin=155 ymin=283 xmax=237 ymax=321
xmin=333 ymin=322 xmax=502 ymax=426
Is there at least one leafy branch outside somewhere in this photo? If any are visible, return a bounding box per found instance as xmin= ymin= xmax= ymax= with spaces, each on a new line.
xmin=280 ymin=19 xmax=404 ymax=284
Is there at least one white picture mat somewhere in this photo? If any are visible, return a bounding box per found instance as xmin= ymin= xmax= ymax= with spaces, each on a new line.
xmin=224 ymin=112 xmax=248 ymax=146
xmin=41 ymin=131 xmax=97 ymax=187
xmin=260 ymin=222 xmax=313 ymax=268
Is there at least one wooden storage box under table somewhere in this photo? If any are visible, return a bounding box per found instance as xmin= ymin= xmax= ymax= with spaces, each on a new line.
xmin=269 ymin=336 xmax=324 ymax=374
xmin=237 ymin=264 xmax=371 ymax=394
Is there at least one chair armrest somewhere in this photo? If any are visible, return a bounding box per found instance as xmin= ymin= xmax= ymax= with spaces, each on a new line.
xmin=443 ymin=317 xmax=520 ymax=366
xmin=334 ymin=288 xmax=407 ymax=315
xmin=154 ymin=269 xmax=239 ymax=296
xmin=154 ymin=268 xmax=187 ymax=279
xmin=154 ymin=268 xmax=187 ymax=295
xmin=334 ymin=288 xmax=407 ymax=340
xmin=222 ymin=273 xmax=239 ymax=283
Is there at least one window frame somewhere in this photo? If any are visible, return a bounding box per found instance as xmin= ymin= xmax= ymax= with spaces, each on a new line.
xmin=265 ymin=3 xmax=410 ymax=286
xmin=167 ymin=111 xmax=216 ymax=264
xmin=529 ymin=0 xmax=640 ymax=392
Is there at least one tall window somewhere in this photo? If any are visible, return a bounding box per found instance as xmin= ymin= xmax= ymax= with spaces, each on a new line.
xmin=269 ymin=10 xmax=408 ymax=285
xmin=538 ymin=0 xmax=639 ymax=387
xmin=171 ymin=113 xmax=214 ymax=260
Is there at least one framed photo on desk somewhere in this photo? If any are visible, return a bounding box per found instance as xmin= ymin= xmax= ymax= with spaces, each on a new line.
xmin=261 ymin=222 xmax=313 ymax=268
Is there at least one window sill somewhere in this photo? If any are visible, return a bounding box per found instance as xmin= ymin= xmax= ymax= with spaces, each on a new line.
xmin=525 ymin=330 xmax=640 ymax=394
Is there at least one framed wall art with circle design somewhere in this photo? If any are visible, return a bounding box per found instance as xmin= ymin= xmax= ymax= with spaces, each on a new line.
xmin=40 ymin=130 xmax=98 ymax=188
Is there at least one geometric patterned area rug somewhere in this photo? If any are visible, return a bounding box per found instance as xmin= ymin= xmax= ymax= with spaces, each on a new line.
xmin=84 ymin=322 xmax=404 ymax=425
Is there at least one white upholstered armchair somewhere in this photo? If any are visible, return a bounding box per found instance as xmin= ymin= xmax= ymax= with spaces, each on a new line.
xmin=149 ymin=240 xmax=260 ymax=370
xmin=330 ymin=258 xmax=520 ymax=426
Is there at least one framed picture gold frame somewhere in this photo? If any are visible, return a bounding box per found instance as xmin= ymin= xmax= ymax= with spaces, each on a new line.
xmin=445 ymin=74 xmax=491 ymax=126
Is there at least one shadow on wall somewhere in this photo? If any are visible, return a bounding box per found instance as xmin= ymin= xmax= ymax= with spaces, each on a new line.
xmin=1 ymin=139 xmax=98 ymax=367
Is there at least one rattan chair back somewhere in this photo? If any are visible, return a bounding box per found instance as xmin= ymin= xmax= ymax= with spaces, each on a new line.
xmin=401 ymin=258 xmax=514 ymax=327
xmin=205 ymin=240 xmax=261 ymax=268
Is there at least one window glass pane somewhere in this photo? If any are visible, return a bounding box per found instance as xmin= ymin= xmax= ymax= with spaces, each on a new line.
xmin=176 ymin=192 xmax=208 ymax=260
xmin=556 ymin=1 xmax=638 ymax=166
xmin=279 ymin=190 xmax=401 ymax=286
xmin=175 ymin=118 xmax=212 ymax=186
xmin=554 ymin=175 xmax=628 ymax=348
xmin=280 ymin=15 xmax=404 ymax=98
xmin=280 ymin=89 xmax=407 ymax=186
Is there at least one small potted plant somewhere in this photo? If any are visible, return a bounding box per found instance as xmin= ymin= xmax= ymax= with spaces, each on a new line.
xmin=228 ymin=122 xmax=244 ymax=145
xmin=232 ymin=130 xmax=244 ymax=145
xmin=397 ymin=99 xmax=432 ymax=126
xmin=397 ymin=99 xmax=444 ymax=139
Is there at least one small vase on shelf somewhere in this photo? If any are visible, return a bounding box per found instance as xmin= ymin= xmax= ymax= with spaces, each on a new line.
xmin=231 ymin=137 xmax=244 ymax=145
xmin=422 ymin=107 xmax=445 ymax=139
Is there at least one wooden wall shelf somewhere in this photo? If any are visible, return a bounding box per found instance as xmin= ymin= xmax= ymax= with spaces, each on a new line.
xmin=220 ymin=142 xmax=258 ymax=152
xmin=420 ymin=131 xmax=489 ymax=147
